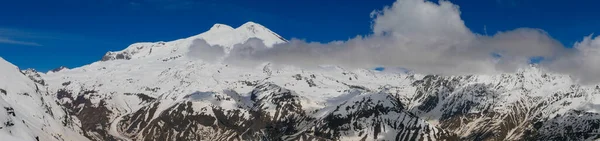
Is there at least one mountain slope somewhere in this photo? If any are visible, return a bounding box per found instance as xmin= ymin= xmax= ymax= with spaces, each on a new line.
xmin=0 ymin=57 xmax=88 ymax=141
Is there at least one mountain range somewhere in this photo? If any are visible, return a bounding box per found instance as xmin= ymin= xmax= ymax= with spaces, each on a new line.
xmin=1 ymin=22 xmax=600 ymax=141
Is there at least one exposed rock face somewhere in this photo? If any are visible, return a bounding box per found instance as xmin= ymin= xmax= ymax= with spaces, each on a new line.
xmin=314 ymin=91 xmax=459 ymax=141
xmin=45 ymin=67 xmax=600 ymax=141
xmin=69 ymin=82 xmax=457 ymax=141
xmin=22 ymin=68 xmax=46 ymax=86
xmin=101 ymin=52 xmax=132 ymax=61
xmin=56 ymin=89 xmax=116 ymax=141
xmin=398 ymin=73 xmax=600 ymax=141
xmin=50 ymin=66 xmax=69 ymax=73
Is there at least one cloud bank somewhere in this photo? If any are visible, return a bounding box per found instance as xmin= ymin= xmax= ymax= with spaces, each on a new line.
xmin=188 ymin=0 xmax=599 ymax=84
xmin=546 ymin=35 xmax=600 ymax=84
xmin=187 ymin=39 xmax=225 ymax=63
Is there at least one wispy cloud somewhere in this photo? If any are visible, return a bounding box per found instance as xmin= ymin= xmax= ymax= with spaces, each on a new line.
xmin=0 ymin=38 xmax=42 ymax=46
xmin=0 ymin=28 xmax=45 ymax=46
xmin=0 ymin=27 xmax=120 ymax=49
xmin=0 ymin=27 xmax=74 ymax=47
xmin=0 ymin=28 xmax=48 ymax=39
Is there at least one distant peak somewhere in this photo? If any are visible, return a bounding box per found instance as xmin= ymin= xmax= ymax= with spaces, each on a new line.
xmin=238 ymin=21 xmax=265 ymax=30
xmin=50 ymin=66 xmax=69 ymax=73
xmin=209 ymin=23 xmax=234 ymax=31
xmin=236 ymin=22 xmax=287 ymax=43
xmin=24 ymin=68 xmax=38 ymax=73
xmin=237 ymin=21 xmax=287 ymax=42
xmin=239 ymin=21 xmax=261 ymax=27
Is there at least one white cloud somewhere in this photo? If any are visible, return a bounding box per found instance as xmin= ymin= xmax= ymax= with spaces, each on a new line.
xmin=546 ymin=35 xmax=600 ymax=84
xmin=187 ymin=39 xmax=225 ymax=63
xmin=187 ymin=0 xmax=599 ymax=83
xmin=213 ymin=0 xmax=563 ymax=75
xmin=370 ymin=0 xmax=473 ymax=44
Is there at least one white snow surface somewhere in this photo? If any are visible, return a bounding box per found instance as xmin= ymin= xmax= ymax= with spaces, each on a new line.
xmin=0 ymin=57 xmax=89 ymax=141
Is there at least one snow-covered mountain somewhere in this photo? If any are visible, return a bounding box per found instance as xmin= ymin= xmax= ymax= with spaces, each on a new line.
xmin=2 ymin=22 xmax=600 ymax=141
xmin=100 ymin=22 xmax=287 ymax=62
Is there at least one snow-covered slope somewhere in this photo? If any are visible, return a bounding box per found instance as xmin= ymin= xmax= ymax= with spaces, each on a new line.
xmin=2 ymin=22 xmax=600 ymax=141
xmin=0 ymin=57 xmax=88 ymax=141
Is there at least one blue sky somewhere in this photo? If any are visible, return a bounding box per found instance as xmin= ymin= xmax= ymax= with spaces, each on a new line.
xmin=0 ymin=0 xmax=599 ymax=71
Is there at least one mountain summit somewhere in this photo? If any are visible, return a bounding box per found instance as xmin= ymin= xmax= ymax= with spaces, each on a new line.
xmin=101 ymin=22 xmax=287 ymax=61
